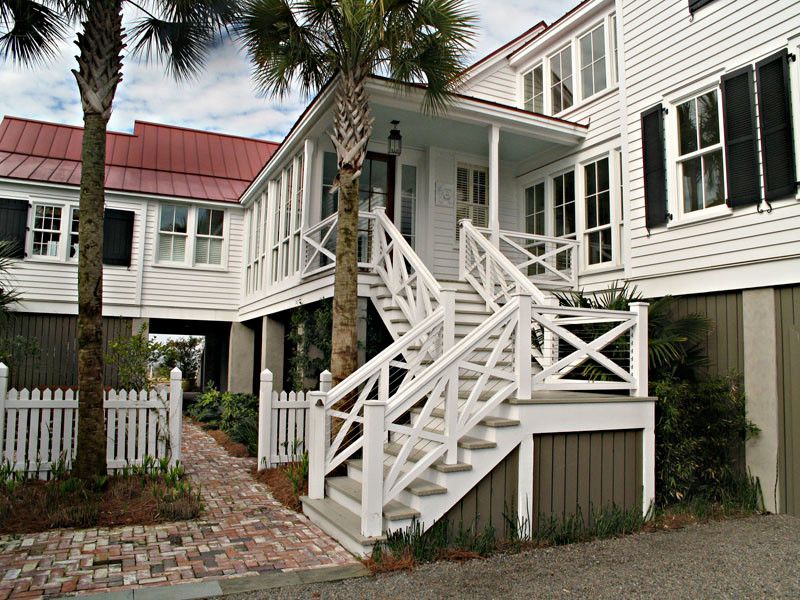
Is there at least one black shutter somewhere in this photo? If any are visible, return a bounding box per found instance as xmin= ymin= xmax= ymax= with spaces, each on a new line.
xmin=756 ymin=49 xmax=797 ymax=201
xmin=0 ymin=199 xmax=29 ymax=258
xmin=721 ymin=66 xmax=761 ymax=207
xmin=103 ymin=209 xmax=134 ymax=267
xmin=689 ymin=0 xmax=716 ymax=14
xmin=641 ymin=104 xmax=669 ymax=229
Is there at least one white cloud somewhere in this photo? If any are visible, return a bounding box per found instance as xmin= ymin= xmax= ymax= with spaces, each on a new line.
xmin=0 ymin=0 xmax=576 ymax=141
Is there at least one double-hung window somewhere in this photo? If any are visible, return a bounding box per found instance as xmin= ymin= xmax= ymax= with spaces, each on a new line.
xmin=550 ymin=46 xmax=574 ymax=114
xmin=31 ymin=204 xmax=62 ymax=257
xmin=579 ymin=23 xmax=607 ymax=99
xmin=524 ymin=182 xmax=546 ymax=275
xmin=195 ymin=208 xmax=224 ymax=265
xmin=456 ymin=164 xmax=488 ymax=237
xmin=584 ymin=157 xmax=612 ymax=265
xmin=676 ymin=90 xmax=725 ymax=213
xmin=523 ymin=64 xmax=544 ymax=113
xmin=158 ymin=204 xmax=189 ymax=262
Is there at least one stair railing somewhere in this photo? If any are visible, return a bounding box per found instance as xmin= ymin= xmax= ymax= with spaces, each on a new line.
xmin=459 ymin=219 xmax=648 ymax=395
xmin=371 ymin=206 xmax=442 ymax=325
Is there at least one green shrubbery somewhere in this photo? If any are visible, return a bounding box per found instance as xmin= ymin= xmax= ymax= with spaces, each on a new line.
xmin=188 ymin=386 xmax=260 ymax=455
xmin=654 ymin=374 xmax=760 ymax=508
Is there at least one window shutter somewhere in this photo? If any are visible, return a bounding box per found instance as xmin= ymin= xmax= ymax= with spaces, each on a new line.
xmin=720 ymin=66 xmax=761 ymax=207
xmin=640 ymin=104 xmax=669 ymax=229
xmin=756 ymin=49 xmax=797 ymax=201
xmin=688 ymin=0 xmax=716 ymax=15
xmin=0 ymin=199 xmax=29 ymax=258
xmin=103 ymin=209 xmax=134 ymax=266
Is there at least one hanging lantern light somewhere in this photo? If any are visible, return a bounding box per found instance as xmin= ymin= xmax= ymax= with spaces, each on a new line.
xmin=388 ymin=120 xmax=402 ymax=156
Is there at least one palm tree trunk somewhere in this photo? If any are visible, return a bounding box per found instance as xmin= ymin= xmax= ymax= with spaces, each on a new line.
xmin=72 ymin=0 xmax=123 ymax=480
xmin=330 ymin=69 xmax=373 ymax=387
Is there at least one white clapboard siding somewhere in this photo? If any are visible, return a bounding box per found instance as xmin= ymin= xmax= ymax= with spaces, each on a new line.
xmin=0 ymin=385 xmax=180 ymax=477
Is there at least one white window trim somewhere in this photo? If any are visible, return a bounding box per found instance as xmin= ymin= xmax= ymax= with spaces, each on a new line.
xmin=519 ymin=62 xmax=544 ymax=113
xmin=580 ymin=155 xmax=614 ymax=269
xmin=577 ymin=21 xmax=608 ymax=102
xmin=67 ymin=206 xmax=80 ymax=262
xmin=194 ymin=207 xmax=227 ymax=267
xmin=455 ymin=162 xmax=490 ymax=240
xmin=549 ymin=43 xmax=576 ymax=116
xmin=154 ymin=203 xmax=230 ymax=271
xmin=664 ymin=85 xmax=732 ymax=226
xmin=27 ymin=201 xmax=70 ymax=262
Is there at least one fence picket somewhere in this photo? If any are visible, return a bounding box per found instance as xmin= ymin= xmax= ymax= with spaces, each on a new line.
xmin=4 ymin=408 xmax=15 ymax=463
xmin=51 ymin=393 xmax=63 ymax=467
xmin=63 ymin=391 xmax=75 ymax=466
xmin=115 ymin=394 xmax=126 ymax=463
xmin=16 ymin=398 xmax=29 ymax=471
xmin=106 ymin=407 xmax=116 ymax=465
xmin=287 ymin=396 xmax=297 ymax=460
xmin=39 ymin=406 xmax=51 ymax=479
xmin=137 ymin=405 xmax=147 ymax=463
xmin=270 ymin=391 xmax=279 ymax=463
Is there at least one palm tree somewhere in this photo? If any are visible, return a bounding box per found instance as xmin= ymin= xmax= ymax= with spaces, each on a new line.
xmin=237 ymin=0 xmax=477 ymax=385
xmin=0 ymin=0 xmax=238 ymax=479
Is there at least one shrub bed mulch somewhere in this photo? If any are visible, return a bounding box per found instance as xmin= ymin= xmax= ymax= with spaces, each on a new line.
xmin=0 ymin=474 xmax=202 ymax=535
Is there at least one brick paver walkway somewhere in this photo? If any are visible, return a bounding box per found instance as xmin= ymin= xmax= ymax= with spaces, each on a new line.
xmin=0 ymin=422 xmax=356 ymax=598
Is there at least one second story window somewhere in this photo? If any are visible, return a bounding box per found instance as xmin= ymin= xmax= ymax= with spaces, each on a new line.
xmin=523 ymin=64 xmax=544 ymax=113
xmin=158 ymin=204 xmax=189 ymax=262
xmin=550 ymin=46 xmax=574 ymax=114
xmin=69 ymin=208 xmax=80 ymax=259
xmin=580 ymin=23 xmax=607 ymax=99
xmin=676 ymin=90 xmax=724 ymax=213
xmin=195 ymin=208 xmax=224 ymax=265
xmin=31 ymin=204 xmax=62 ymax=257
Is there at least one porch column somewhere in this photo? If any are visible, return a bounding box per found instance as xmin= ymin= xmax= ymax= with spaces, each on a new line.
xmin=261 ymin=315 xmax=285 ymax=391
xmin=302 ymin=138 xmax=315 ymax=230
xmin=228 ymin=322 xmax=255 ymax=394
xmin=488 ymin=124 xmax=501 ymax=246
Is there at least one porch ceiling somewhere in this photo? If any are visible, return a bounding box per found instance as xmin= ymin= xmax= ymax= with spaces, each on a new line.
xmin=370 ymin=103 xmax=579 ymax=163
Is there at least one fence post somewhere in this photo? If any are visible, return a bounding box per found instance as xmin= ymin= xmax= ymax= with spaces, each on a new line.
xmin=307 ymin=370 xmax=332 ymax=500
xmin=257 ymin=369 xmax=274 ymax=471
xmin=514 ymin=291 xmax=532 ymax=400
xmin=630 ymin=302 xmax=649 ymax=398
xmin=169 ymin=367 xmax=183 ymax=466
xmin=362 ymin=399 xmax=385 ymax=538
xmin=0 ymin=363 xmax=7 ymax=446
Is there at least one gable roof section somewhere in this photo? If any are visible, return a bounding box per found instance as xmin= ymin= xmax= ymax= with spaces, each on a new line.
xmin=0 ymin=116 xmax=279 ymax=203
xmin=461 ymin=21 xmax=546 ymax=80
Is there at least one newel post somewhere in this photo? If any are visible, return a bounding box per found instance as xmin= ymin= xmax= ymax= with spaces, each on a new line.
xmin=630 ymin=302 xmax=649 ymax=398
xmin=257 ymin=369 xmax=274 ymax=471
xmin=0 ymin=363 xmax=8 ymax=446
xmin=169 ymin=367 xmax=183 ymax=465
xmin=308 ymin=370 xmax=332 ymax=500
xmin=514 ymin=291 xmax=532 ymax=400
xmin=441 ymin=289 xmax=459 ymax=464
xmin=362 ymin=398 xmax=386 ymax=538
xmin=458 ymin=219 xmax=470 ymax=281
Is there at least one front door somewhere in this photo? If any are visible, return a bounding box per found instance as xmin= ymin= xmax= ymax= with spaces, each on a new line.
xmin=358 ymin=152 xmax=395 ymax=261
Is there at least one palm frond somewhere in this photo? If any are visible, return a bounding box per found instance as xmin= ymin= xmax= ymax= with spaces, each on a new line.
xmin=0 ymin=0 xmax=68 ymax=64
xmin=128 ymin=0 xmax=239 ymax=79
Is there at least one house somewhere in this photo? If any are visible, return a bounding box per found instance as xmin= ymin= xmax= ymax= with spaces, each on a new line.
xmin=1 ymin=0 xmax=798 ymax=554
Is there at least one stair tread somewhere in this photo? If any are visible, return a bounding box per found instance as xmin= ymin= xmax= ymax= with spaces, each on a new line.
xmin=383 ymin=442 xmax=473 ymax=472
xmin=327 ymin=476 xmax=420 ymax=521
xmin=300 ymin=496 xmax=386 ymax=545
xmin=410 ymin=407 xmax=519 ymax=428
xmin=346 ymin=460 xmax=447 ymax=496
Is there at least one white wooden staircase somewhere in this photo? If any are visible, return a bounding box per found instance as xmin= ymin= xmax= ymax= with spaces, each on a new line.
xmin=301 ymin=209 xmax=649 ymax=555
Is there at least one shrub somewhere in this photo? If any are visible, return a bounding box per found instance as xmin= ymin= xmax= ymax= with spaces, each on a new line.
xmin=105 ymin=324 xmax=161 ymax=390
xmin=654 ymin=373 xmax=759 ymax=506
xmin=188 ymin=385 xmax=224 ymax=427
xmin=220 ymin=392 xmax=260 ymax=455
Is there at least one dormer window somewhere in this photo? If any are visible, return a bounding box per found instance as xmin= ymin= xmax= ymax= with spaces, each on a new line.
xmin=523 ymin=64 xmax=544 ymax=113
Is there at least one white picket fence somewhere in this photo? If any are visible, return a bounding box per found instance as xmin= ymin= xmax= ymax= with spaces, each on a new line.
xmin=0 ymin=363 xmax=183 ymax=477
xmin=256 ymin=369 xmax=327 ymax=470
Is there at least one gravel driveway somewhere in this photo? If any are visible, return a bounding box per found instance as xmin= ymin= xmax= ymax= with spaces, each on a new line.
xmin=230 ymin=514 xmax=800 ymax=599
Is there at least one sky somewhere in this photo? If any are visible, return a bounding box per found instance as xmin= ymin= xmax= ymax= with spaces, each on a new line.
xmin=0 ymin=1 xmax=576 ymax=142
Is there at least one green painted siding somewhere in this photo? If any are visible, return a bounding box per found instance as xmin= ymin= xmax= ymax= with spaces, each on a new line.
xmin=3 ymin=313 xmax=132 ymax=389
xmin=443 ymin=446 xmax=518 ymax=539
xmin=669 ymin=291 xmax=744 ymax=377
xmin=776 ymin=285 xmax=800 ymax=516
xmin=531 ymin=430 xmax=642 ymax=528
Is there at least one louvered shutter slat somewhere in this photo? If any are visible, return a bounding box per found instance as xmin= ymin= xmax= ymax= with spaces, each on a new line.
xmin=756 ymin=49 xmax=797 ymax=201
xmin=721 ymin=66 xmax=761 ymax=207
xmin=640 ymin=104 xmax=669 ymax=229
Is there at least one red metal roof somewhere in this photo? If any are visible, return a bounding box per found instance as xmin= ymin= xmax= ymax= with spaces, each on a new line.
xmin=0 ymin=116 xmax=280 ymax=203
